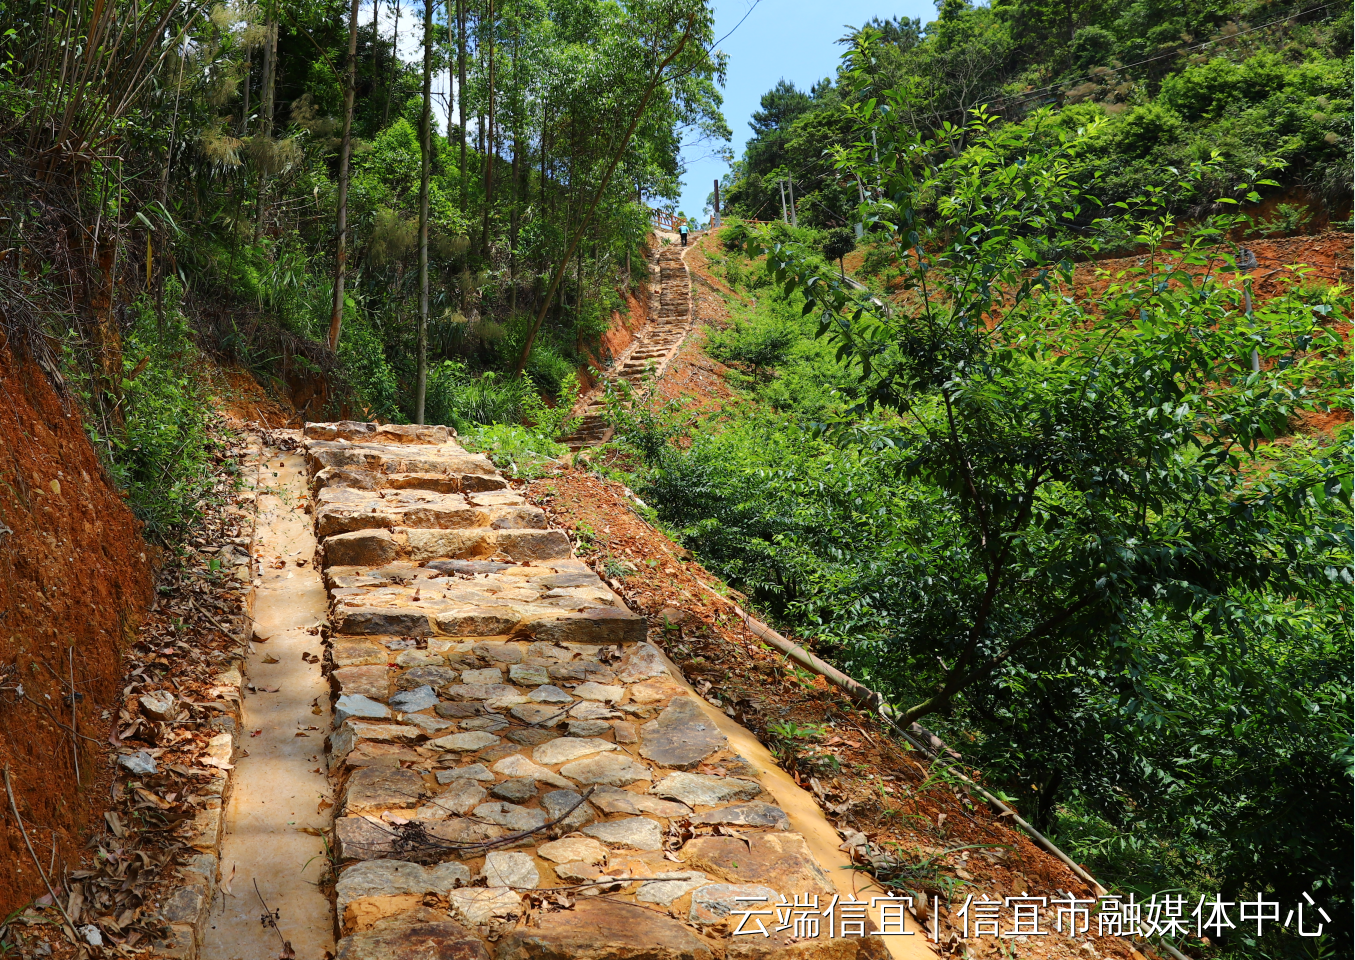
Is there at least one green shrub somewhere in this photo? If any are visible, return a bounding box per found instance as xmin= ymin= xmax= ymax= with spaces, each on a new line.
xmin=460 ymin=424 xmax=567 ymax=480
xmin=96 ymin=282 xmax=223 ymax=540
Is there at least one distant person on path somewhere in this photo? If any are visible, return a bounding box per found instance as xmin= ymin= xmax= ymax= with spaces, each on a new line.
xmin=678 ymin=215 xmax=688 ymax=246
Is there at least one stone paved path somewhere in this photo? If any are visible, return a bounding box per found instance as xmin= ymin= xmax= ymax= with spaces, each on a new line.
xmin=564 ymin=240 xmax=694 ymax=448
xmin=302 ymin=420 xmax=929 ymax=960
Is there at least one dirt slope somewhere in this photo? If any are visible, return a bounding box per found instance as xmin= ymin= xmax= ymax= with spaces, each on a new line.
xmin=0 ymin=346 xmax=153 ymax=912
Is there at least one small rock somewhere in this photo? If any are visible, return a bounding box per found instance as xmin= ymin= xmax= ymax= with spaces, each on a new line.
xmin=559 ymin=753 xmax=652 ymax=787
xmin=612 ymin=721 xmax=639 ymax=744
xmin=691 ymin=802 xmax=791 ymax=831
xmin=509 ymin=664 xmax=550 ymax=686
xmin=460 ymin=667 xmax=505 ymax=685
xmin=539 ymin=789 xmax=596 ymax=829
xmin=527 ymin=685 xmax=573 ymax=704
xmin=429 ymin=779 xmax=488 ymax=815
xmin=436 ymin=701 xmax=485 ymax=719
xmin=568 ymin=701 xmax=621 ymax=721
xmin=690 ymin=884 xmax=781 ymax=925
xmin=447 ymin=886 xmax=521 ymax=926
xmin=473 ymin=642 xmax=524 ymax=664
xmin=615 ymin=644 xmax=670 ymax=683
xmin=335 ymin=694 xmax=392 ymax=724
xmin=651 ymin=772 xmax=761 ymax=807
xmin=445 ymin=683 xmax=519 ymax=701
xmin=635 ymin=872 xmax=709 ymax=906
xmin=402 ymin=712 xmax=456 ymax=735
xmin=344 ymin=766 xmax=426 ymax=815
xmin=536 ymin=836 xmax=610 ymax=865
xmin=582 ymin=817 xmax=664 ymax=851
xmin=491 ymin=777 xmax=538 ymax=802
xmin=461 ymin=715 xmax=510 ymax=732
xmin=119 ymin=750 xmax=158 ymax=776
xmin=79 ymin=925 xmax=104 ymax=947
xmin=436 ymin=763 xmax=495 ymax=784
xmin=533 ymin=737 xmax=618 ymax=766
xmin=492 ymin=754 xmax=572 ymax=789
xmin=527 ymin=642 xmax=575 ymax=663
xmin=335 ymin=860 xmax=470 ymax=930
xmin=639 ymin=697 xmax=727 ymax=770
xmin=588 ymin=785 xmax=691 ymax=818
xmin=428 ymin=731 xmax=501 ymax=752
xmin=573 ymin=682 xmax=624 ymax=702
xmin=139 ymin=690 xmax=177 ymax=722
xmin=547 ymin=661 xmax=615 ymax=683
xmin=474 ymin=802 xmax=547 ymax=831
xmin=567 ymin=719 xmax=613 ymax=738
xmin=506 ymin=727 xmax=559 ymax=746
xmin=396 ymin=650 xmax=445 ymax=668
xmin=479 ymin=851 xmax=539 ymax=889
xmin=510 ymin=703 xmax=568 ymax=727
xmin=389 ymin=686 xmax=440 ymax=714
xmin=553 ymin=861 xmax=603 ymax=882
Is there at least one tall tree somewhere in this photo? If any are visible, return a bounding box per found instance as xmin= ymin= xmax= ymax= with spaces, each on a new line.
xmin=457 ymin=0 xmax=468 ymax=214
xmin=329 ymin=0 xmax=362 ymax=351
xmin=416 ymin=0 xmax=433 ymax=423
xmin=481 ymin=0 xmax=496 ymax=261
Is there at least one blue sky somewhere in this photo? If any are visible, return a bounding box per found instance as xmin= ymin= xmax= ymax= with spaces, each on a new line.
xmin=676 ymin=0 xmax=937 ymax=223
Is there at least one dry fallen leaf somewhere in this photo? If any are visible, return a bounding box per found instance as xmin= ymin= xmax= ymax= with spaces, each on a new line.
xmin=262 ymin=654 xmax=280 ymax=664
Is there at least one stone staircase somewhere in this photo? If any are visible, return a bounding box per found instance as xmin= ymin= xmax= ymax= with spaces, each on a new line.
xmin=563 ymin=242 xmax=694 ymax=449
xmin=300 ymin=420 xmax=901 ymax=960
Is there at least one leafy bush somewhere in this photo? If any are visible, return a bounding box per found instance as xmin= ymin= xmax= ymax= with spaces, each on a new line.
xmin=95 ymin=283 xmax=223 ymax=539
xmin=460 ymin=424 xmax=567 ymax=480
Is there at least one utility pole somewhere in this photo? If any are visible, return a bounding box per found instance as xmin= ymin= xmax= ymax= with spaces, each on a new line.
xmin=777 ymin=178 xmax=787 ymax=223
xmin=787 ymin=177 xmax=798 ymax=227
xmin=712 ymin=178 xmax=720 ymax=229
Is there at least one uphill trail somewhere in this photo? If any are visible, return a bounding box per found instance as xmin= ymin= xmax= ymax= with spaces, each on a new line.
xmin=564 ymin=234 xmax=697 ymax=448
xmin=195 ymin=420 xmax=931 ymax=960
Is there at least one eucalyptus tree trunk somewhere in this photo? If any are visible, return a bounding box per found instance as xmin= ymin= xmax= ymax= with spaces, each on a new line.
xmin=328 ymin=0 xmax=361 ymax=351
xmin=384 ymin=0 xmax=400 ymax=125
xmin=457 ymin=0 xmax=468 ymax=214
xmin=480 ymin=0 xmax=496 ymax=261
xmin=254 ymin=5 xmax=276 ymax=242
xmin=416 ymin=0 xmax=433 ymax=424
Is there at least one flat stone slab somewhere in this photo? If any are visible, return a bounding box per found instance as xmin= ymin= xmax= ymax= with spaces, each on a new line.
xmin=681 ymin=833 xmax=834 ymax=896
xmin=335 ymin=815 xmax=504 ymax=862
xmin=479 ymin=851 xmax=539 ymax=889
xmin=588 ymin=786 xmax=691 ymax=819
xmin=559 ymin=754 xmax=652 ymax=786
xmin=639 ymin=697 xmax=727 ymax=770
xmin=335 ymin=860 xmax=471 ymax=934
xmin=447 ymin=887 xmax=523 ymax=926
xmin=429 ymin=731 xmax=501 ymax=753
xmin=616 ymin=644 xmax=670 ymax=683
xmin=690 ymin=883 xmax=782 ymax=926
xmin=493 ymin=898 xmax=717 ymax=960
xmin=635 ymin=872 xmax=711 ymax=907
xmin=566 ymin=720 xmax=613 ymax=738
xmin=532 ymin=737 xmax=618 ymax=766
xmin=336 ymin=694 xmax=393 ymax=724
xmin=436 ymin=763 xmax=495 ymax=783
xmin=509 ymin=664 xmax=550 ymax=685
xmin=536 ymin=837 xmax=610 ymax=865
xmin=539 ymin=789 xmax=596 ymax=830
xmin=389 ymin=685 xmax=441 ymax=713
xmin=429 ymin=779 xmax=489 ymax=816
xmin=528 ymin=685 xmax=573 ymax=704
xmin=582 ymin=817 xmax=664 ymax=851
xmin=548 ymin=661 xmax=616 ymax=683
xmin=474 ymin=801 xmax=547 ymax=831
xmin=573 ymin=682 xmax=625 ymax=702
xmin=651 ymin=773 xmax=761 ymax=807
xmin=344 ymin=766 xmax=427 ymax=816
xmin=690 ymin=802 xmax=791 ymax=831
xmin=492 ymin=754 xmax=572 ymax=789
xmin=490 ymin=777 xmax=538 ymax=802
xmin=335 ymin=920 xmax=490 ymax=960
xmin=510 ymin=703 xmax=568 ymax=727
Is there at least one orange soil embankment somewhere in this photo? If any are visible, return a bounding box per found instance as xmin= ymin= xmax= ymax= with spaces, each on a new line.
xmin=0 ymin=347 xmax=153 ymax=912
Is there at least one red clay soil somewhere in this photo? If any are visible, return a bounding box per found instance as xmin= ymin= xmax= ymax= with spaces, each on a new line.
xmin=0 ymin=346 xmax=153 ymax=913
xmin=522 ymin=470 xmax=1145 ymax=960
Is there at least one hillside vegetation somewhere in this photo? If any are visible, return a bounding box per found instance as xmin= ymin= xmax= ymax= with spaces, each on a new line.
xmin=598 ymin=11 xmax=1353 ymax=960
